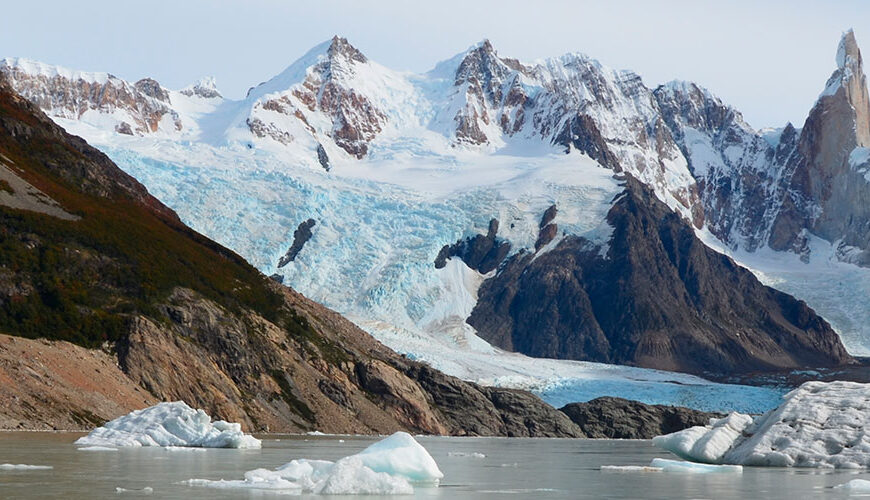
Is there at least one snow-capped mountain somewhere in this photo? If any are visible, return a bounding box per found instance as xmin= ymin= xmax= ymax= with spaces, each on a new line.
xmin=4 ymin=32 xmax=870 ymax=412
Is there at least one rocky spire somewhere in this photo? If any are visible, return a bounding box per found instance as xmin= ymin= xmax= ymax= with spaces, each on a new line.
xmin=769 ymin=29 xmax=870 ymax=254
xmin=829 ymin=29 xmax=870 ymax=146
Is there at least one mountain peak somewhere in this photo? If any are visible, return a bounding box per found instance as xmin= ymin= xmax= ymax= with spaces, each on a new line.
xmin=181 ymin=76 xmax=221 ymax=99
xmin=837 ymin=29 xmax=861 ymax=69
xmin=327 ymin=36 xmax=367 ymax=64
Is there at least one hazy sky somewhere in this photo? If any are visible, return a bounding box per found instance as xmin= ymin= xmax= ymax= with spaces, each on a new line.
xmin=1 ymin=0 xmax=867 ymax=128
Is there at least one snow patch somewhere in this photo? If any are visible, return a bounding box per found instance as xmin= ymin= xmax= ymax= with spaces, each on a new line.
xmin=74 ymin=401 xmax=261 ymax=449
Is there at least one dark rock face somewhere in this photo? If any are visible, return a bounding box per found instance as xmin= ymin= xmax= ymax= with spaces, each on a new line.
xmin=467 ymin=177 xmax=853 ymax=375
xmin=769 ymin=31 xmax=870 ymax=260
xmin=278 ymin=219 xmax=316 ymax=268
xmin=434 ymin=218 xmax=511 ymax=274
xmin=395 ymin=360 xmax=585 ymax=437
xmin=560 ymin=397 xmax=722 ymax=439
xmin=316 ymin=143 xmax=331 ymax=171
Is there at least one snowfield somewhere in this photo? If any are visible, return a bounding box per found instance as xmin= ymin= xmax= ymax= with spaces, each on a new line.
xmin=185 ymin=432 xmax=440 ymax=495
xmin=654 ymin=381 xmax=870 ymax=469
xmin=75 ymin=402 xmax=261 ymax=449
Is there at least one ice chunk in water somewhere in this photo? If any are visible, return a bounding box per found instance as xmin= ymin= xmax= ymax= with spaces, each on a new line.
xmin=185 ymin=431 xmax=439 ymax=495
xmin=654 ymin=381 xmax=870 ymax=469
xmin=74 ymin=401 xmax=261 ymax=449
xmin=0 ymin=464 xmax=53 ymax=470
xmin=649 ymin=458 xmax=742 ymax=473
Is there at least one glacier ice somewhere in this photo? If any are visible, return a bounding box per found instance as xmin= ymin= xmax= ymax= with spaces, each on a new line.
xmin=649 ymin=458 xmax=742 ymax=473
xmin=0 ymin=464 xmax=53 ymax=470
xmin=835 ymin=479 xmax=870 ymax=492
xmin=185 ymin=431 xmax=439 ymax=495
xmin=654 ymin=381 xmax=870 ymax=468
xmin=74 ymin=401 xmax=261 ymax=449
xmin=600 ymin=459 xmax=742 ymax=473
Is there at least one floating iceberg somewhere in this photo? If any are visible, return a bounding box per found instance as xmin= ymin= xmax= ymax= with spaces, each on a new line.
xmin=186 ymin=431 xmax=441 ymax=495
xmin=601 ymin=459 xmax=741 ymax=473
xmin=835 ymin=479 xmax=870 ymax=492
xmin=649 ymin=458 xmax=742 ymax=473
xmin=75 ymin=402 xmax=261 ymax=449
xmin=654 ymin=381 xmax=870 ymax=468
xmin=0 ymin=464 xmax=53 ymax=470
xmin=448 ymin=451 xmax=486 ymax=458
xmin=600 ymin=465 xmax=663 ymax=473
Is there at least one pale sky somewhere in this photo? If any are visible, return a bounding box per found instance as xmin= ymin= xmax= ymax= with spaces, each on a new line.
xmin=1 ymin=0 xmax=867 ymax=128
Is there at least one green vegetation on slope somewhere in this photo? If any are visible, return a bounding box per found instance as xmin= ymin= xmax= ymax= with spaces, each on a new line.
xmin=0 ymin=84 xmax=290 ymax=347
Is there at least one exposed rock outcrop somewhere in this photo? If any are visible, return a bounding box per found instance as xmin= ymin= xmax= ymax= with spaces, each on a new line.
xmin=0 ymin=57 xmax=181 ymax=135
xmin=434 ymin=218 xmax=510 ymax=274
xmin=278 ymin=218 xmax=316 ymax=267
xmin=467 ymin=177 xmax=853 ymax=375
xmin=559 ymin=397 xmax=722 ymax=439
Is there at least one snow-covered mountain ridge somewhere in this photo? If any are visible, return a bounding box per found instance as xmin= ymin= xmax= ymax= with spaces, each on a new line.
xmin=3 ymin=33 xmax=870 ymax=412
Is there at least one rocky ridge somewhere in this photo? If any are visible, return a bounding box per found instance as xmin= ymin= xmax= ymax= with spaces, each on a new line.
xmin=462 ymin=177 xmax=853 ymax=375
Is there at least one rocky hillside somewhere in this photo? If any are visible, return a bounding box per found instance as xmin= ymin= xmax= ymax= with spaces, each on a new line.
xmin=0 ymin=78 xmax=581 ymax=436
xmin=560 ymin=397 xmax=722 ymax=440
xmin=462 ymin=177 xmax=852 ymax=375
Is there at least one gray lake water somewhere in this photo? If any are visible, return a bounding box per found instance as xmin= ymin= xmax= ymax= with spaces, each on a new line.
xmin=1 ymin=432 xmax=869 ymax=499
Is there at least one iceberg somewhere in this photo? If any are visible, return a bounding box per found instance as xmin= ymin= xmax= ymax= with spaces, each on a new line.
xmin=649 ymin=458 xmax=742 ymax=473
xmin=653 ymin=381 xmax=870 ymax=468
xmin=74 ymin=401 xmax=261 ymax=449
xmin=186 ymin=431 xmax=440 ymax=495
xmin=0 ymin=464 xmax=53 ymax=470
xmin=835 ymin=479 xmax=870 ymax=492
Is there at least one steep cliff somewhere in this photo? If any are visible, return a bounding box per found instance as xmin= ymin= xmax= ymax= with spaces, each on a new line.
xmin=465 ymin=177 xmax=852 ymax=375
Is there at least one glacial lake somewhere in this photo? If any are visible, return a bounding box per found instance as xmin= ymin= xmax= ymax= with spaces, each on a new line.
xmin=1 ymin=432 xmax=868 ymax=499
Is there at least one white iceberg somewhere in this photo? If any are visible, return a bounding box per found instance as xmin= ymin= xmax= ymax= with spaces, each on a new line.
xmin=649 ymin=458 xmax=742 ymax=473
xmin=75 ymin=401 xmax=261 ymax=449
xmin=448 ymin=451 xmax=486 ymax=458
xmin=653 ymin=381 xmax=870 ymax=468
xmin=185 ymin=431 xmax=441 ymax=495
xmin=600 ymin=465 xmax=663 ymax=472
xmin=835 ymin=479 xmax=870 ymax=492
xmin=0 ymin=464 xmax=53 ymax=470
xmin=600 ymin=459 xmax=741 ymax=473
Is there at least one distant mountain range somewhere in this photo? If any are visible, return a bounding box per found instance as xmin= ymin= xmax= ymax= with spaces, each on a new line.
xmin=2 ymin=30 xmax=868 ymax=406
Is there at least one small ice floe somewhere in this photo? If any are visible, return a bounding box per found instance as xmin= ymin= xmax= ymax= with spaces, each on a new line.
xmin=115 ymin=486 xmax=153 ymax=494
xmin=306 ymin=431 xmax=327 ymax=436
xmin=653 ymin=381 xmax=870 ymax=468
xmin=600 ymin=465 xmax=663 ymax=473
xmin=77 ymin=446 xmax=119 ymax=451
xmin=0 ymin=463 xmax=53 ymax=470
xmin=74 ymin=401 xmax=261 ymax=449
xmin=185 ymin=431 xmax=442 ymax=495
xmin=601 ymin=459 xmax=741 ymax=473
xmin=835 ymin=479 xmax=870 ymax=492
xmin=649 ymin=458 xmax=742 ymax=473
xmin=447 ymin=452 xmax=486 ymax=458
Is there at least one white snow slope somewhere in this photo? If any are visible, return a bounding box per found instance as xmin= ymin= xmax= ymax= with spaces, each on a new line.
xmin=5 ymin=38 xmax=848 ymax=414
